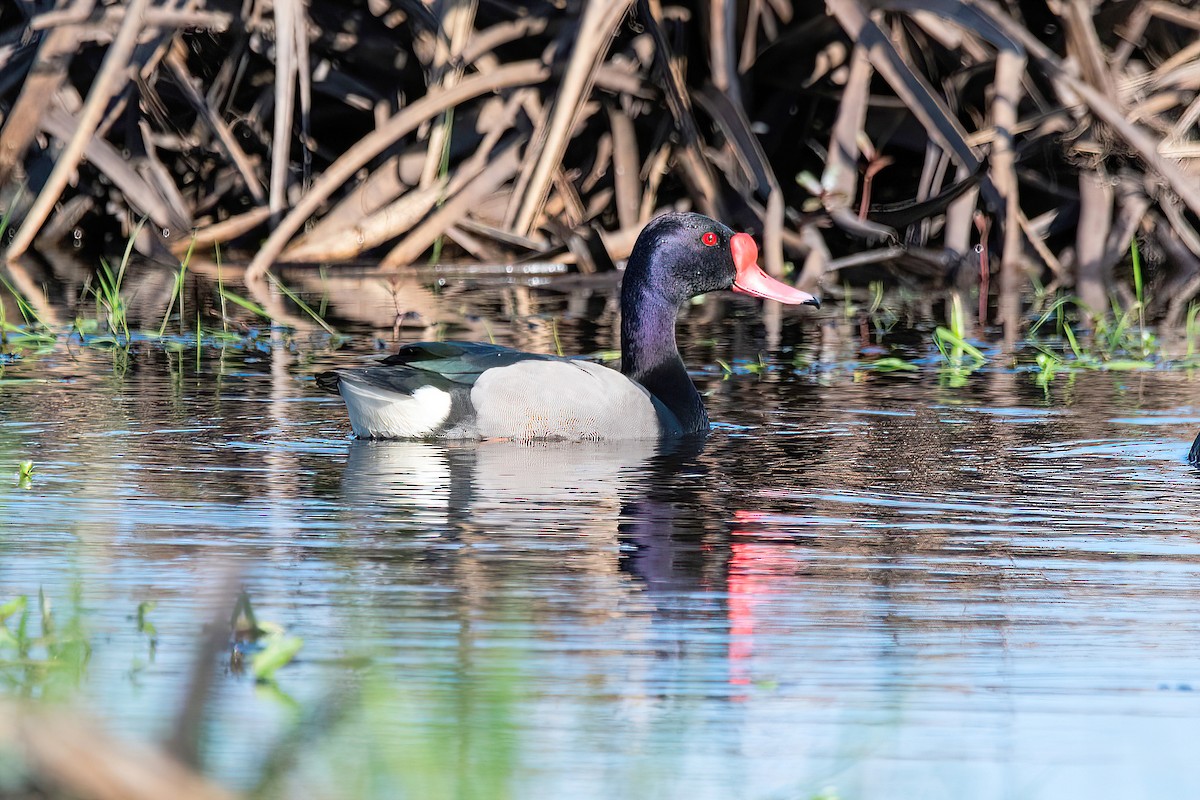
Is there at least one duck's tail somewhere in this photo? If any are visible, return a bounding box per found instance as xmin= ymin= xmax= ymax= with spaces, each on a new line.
xmin=318 ymin=368 xmax=456 ymax=439
xmin=1190 ymin=432 xmax=1200 ymax=467
xmin=315 ymin=371 xmax=342 ymax=394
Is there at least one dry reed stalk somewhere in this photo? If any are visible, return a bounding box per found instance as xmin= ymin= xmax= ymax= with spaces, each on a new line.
xmin=607 ymin=103 xmax=640 ymax=230
xmin=908 ymin=143 xmax=940 ymax=247
xmin=763 ymin=188 xmax=785 ymax=277
xmin=183 ymin=207 xmax=273 ymax=254
xmin=245 ymin=60 xmax=550 ymax=281
xmin=638 ymin=142 xmax=672 ymax=223
xmin=37 ymin=104 xmax=187 ymax=237
xmin=379 ymin=142 xmax=520 ymax=267
xmin=1064 ymin=0 xmax=1119 ymax=102
xmin=974 ymin=0 xmax=1200 ymax=219
xmin=270 ymin=0 xmax=300 ymax=217
xmin=165 ymin=50 xmax=266 ymax=205
xmin=991 ymin=46 xmax=1026 ymax=338
xmin=710 ymin=0 xmax=742 ymax=106
xmin=511 ymin=0 xmax=634 ymax=236
xmin=1076 ymin=171 xmax=1115 ymax=317
xmin=283 ymin=181 xmax=446 ymax=263
xmin=694 ymin=86 xmax=794 ymax=271
xmin=796 ymin=223 xmax=831 ymax=291
xmin=0 ymin=0 xmax=95 ymax=188
xmin=1160 ymin=192 xmax=1200 ymax=261
xmin=1016 ymin=208 xmax=1065 ymax=278
xmin=292 ymin=153 xmax=420 ymax=239
xmin=1107 ymin=178 xmax=1152 ymax=272
xmin=5 ymin=0 xmax=152 ymax=260
xmin=283 ymin=86 xmax=527 ymax=263
xmin=821 ymin=44 xmax=872 ymax=233
xmin=827 ymin=0 xmax=979 ymax=173
xmin=942 ymin=164 xmax=976 ymax=266
xmin=637 ymin=0 xmax=723 ymax=218
xmin=1155 ymin=212 xmax=1200 ymax=323
xmin=418 ymin=0 xmax=478 ymax=189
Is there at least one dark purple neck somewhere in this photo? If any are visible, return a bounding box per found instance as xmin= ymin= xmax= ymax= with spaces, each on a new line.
xmin=620 ymin=284 xmax=709 ymax=434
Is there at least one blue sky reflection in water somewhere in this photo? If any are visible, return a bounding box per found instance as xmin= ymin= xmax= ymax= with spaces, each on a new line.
xmin=1 ymin=297 xmax=1200 ymax=799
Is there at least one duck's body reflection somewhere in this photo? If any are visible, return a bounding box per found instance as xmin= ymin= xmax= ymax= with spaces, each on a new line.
xmin=340 ymin=436 xmax=727 ymax=585
xmin=342 ymin=438 xmax=680 ymax=569
xmin=339 ymin=435 xmax=776 ymax=693
xmin=343 ymin=437 xmax=661 ymax=527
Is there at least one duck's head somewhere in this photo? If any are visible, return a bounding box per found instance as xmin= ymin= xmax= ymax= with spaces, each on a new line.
xmin=623 ymin=212 xmax=821 ymax=307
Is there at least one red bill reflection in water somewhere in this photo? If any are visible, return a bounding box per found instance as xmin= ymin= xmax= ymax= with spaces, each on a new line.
xmin=726 ymin=510 xmax=790 ymax=697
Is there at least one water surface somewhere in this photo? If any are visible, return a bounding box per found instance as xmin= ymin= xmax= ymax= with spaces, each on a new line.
xmin=1 ymin=281 xmax=1199 ymax=799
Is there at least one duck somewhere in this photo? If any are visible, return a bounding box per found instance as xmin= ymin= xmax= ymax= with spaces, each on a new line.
xmin=316 ymin=212 xmax=820 ymax=440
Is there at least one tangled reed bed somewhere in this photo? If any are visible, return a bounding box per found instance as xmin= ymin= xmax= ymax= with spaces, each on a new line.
xmin=1 ymin=0 xmax=1199 ymax=331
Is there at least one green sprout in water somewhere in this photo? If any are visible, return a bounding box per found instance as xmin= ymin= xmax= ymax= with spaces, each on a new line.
xmin=869 ymin=357 xmax=919 ymax=373
xmin=744 ymin=353 xmax=769 ymax=375
xmin=1024 ymin=240 xmax=1173 ymax=382
xmin=158 ymin=232 xmax=198 ymax=337
xmin=932 ymin=293 xmax=986 ymax=387
xmin=16 ymin=460 xmax=33 ymax=487
xmin=87 ymin=217 xmax=147 ymax=341
xmin=230 ymin=591 xmax=303 ymax=686
xmin=866 ymin=280 xmax=899 ymax=338
xmin=0 ymin=273 xmax=45 ymax=330
xmin=268 ymin=273 xmax=338 ymax=335
xmin=1187 ymin=303 xmax=1200 ymax=360
xmin=136 ymin=601 xmax=158 ymax=647
xmin=251 ymin=621 xmax=305 ymax=684
xmin=1131 ymin=237 xmax=1145 ymax=329
xmin=1033 ymin=349 xmax=1064 ymax=394
xmin=0 ymin=590 xmax=91 ymax=699
xmin=128 ymin=600 xmax=159 ymax=681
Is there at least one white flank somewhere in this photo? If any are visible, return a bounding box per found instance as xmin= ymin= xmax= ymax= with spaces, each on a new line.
xmin=339 ymin=381 xmax=452 ymax=439
xmin=472 ymin=360 xmax=663 ymax=440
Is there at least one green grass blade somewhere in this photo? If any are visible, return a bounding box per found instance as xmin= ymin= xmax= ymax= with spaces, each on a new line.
xmin=268 ymin=273 xmax=337 ymax=335
xmin=218 ymin=288 xmax=271 ymax=319
xmin=157 ymin=232 xmax=198 ymax=337
xmin=870 ymin=357 xmax=919 ymax=372
xmin=1131 ymin=238 xmax=1144 ymax=308
xmin=0 ymin=273 xmax=42 ymax=326
xmin=1029 ymin=295 xmax=1075 ymax=337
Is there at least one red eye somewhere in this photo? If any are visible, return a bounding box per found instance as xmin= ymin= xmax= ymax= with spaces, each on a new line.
xmin=701 ymin=232 xmax=718 ymax=246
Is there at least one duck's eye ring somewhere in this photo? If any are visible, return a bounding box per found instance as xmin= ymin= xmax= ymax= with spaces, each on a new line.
xmin=701 ymin=232 xmax=718 ymax=246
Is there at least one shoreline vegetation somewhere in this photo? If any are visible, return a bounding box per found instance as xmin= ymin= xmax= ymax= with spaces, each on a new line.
xmin=0 ymin=0 xmax=1198 ymax=341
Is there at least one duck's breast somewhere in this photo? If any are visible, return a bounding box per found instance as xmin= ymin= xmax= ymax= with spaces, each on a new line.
xmin=471 ymin=359 xmax=677 ymax=440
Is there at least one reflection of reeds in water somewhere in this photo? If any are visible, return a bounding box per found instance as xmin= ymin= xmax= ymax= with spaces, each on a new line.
xmin=1 ymin=1 xmax=1199 ymax=331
